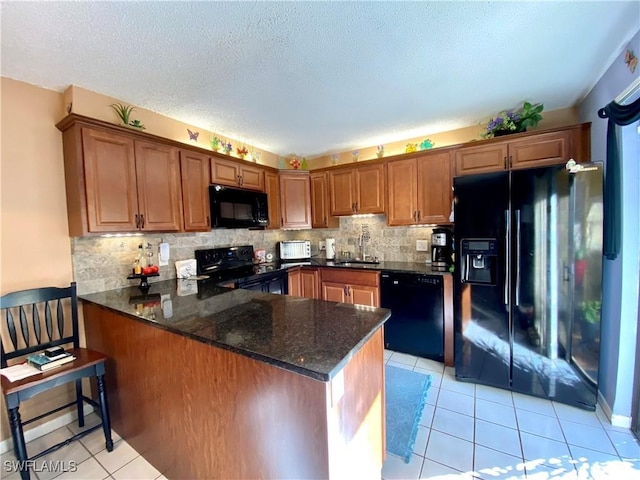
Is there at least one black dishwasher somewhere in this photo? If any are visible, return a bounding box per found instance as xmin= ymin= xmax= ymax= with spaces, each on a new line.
xmin=381 ymin=272 xmax=444 ymax=361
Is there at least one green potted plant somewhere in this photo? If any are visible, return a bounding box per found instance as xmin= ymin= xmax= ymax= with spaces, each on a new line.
xmin=110 ymin=103 xmax=135 ymax=126
xmin=482 ymin=101 xmax=544 ymax=138
xmin=578 ymin=300 xmax=601 ymax=343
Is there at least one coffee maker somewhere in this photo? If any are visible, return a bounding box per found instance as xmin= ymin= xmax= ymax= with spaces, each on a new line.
xmin=431 ymin=228 xmax=453 ymax=271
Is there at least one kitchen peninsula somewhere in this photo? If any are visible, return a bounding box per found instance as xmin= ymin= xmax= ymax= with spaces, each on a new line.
xmin=81 ymin=279 xmax=390 ymax=479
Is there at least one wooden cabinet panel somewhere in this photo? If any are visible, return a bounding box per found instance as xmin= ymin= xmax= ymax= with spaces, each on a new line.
xmin=239 ymin=164 xmax=265 ymax=190
xmin=211 ymin=158 xmax=264 ymax=190
xmin=134 ymin=141 xmax=182 ymax=232
xmin=279 ymin=172 xmax=312 ymax=229
xmin=288 ymin=268 xmax=302 ymax=297
xmin=81 ymin=128 xmax=139 ymax=232
xmin=329 ymin=169 xmax=355 ymax=216
xmin=320 ymin=268 xmax=380 ymax=307
xmin=349 ymin=285 xmax=379 ymax=308
xmin=265 ymin=172 xmax=281 ymax=229
xmin=387 ymin=160 xmax=418 ymax=226
xmin=300 ymin=268 xmax=320 ymax=299
xmin=509 ymin=130 xmax=571 ymax=170
xmin=355 ymin=164 xmax=385 ymax=214
xmin=179 ymin=150 xmax=210 ymax=232
xmin=322 ymin=282 xmax=348 ymax=303
xmin=417 ymin=151 xmax=452 ymax=224
xmin=455 ymin=143 xmax=508 ymax=176
xmin=310 ymin=172 xmax=338 ymax=228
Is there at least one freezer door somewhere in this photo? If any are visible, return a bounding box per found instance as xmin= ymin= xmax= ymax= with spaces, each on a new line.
xmin=510 ymin=164 xmax=601 ymax=409
xmin=453 ymin=172 xmax=511 ymax=390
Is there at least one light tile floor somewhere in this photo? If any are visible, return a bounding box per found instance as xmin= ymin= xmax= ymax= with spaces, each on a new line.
xmin=2 ymin=350 xmax=639 ymax=479
xmin=382 ymin=350 xmax=640 ymax=480
xmin=0 ymin=413 xmax=165 ymax=480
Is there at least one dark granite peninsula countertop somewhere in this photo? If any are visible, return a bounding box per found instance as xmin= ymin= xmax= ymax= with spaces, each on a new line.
xmin=80 ymin=279 xmax=390 ymax=382
xmin=273 ymin=259 xmax=452 ymax=275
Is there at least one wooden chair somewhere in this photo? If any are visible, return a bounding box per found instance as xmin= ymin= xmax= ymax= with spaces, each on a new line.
xmin=0 ymin=282 xmax=113 ymax=480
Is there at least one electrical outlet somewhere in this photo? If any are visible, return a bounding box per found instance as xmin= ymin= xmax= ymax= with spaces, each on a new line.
xmin=319 ymin=240 xmax=326 ymax=251
xmin=416 ymin=239 xmax=430 ymax=252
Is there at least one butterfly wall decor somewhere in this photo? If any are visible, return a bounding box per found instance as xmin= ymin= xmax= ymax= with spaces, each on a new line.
xmin=625 ymin=49 xmax=638 ymax=74
xmin=187 ymin=129 xmax=199 ymax=142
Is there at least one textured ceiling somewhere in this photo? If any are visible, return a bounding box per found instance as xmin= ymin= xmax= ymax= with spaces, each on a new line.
xmin=1 ymin=1 xmax=639 ymax=157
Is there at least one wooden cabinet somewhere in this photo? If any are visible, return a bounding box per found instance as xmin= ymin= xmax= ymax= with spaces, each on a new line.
xmin=179 ymin=150 xmax=210 ymax=232
xmin=455 ymin=124 xmax=590 ymax=176
xmin=328 ymin=163 xmax=385 ymax=216
xmin=288 ymin=267 xmax=320 ymax=299
xmin=387 ymin=151 xmax=452 ymax=226
xmin=310 ymin=172 xmax=338 ymax=228
xmin=320 ymin=268 xmax=380 ymax=307
xmin=279 ymin=172 xmax=312 ymax=229
xmin=61 ymin=125 xmax=182 ymax=235
xmin=211 ymin=157 xmax=264 ymax=190
xmin=264 ymin=171 xmax=281 ymax=229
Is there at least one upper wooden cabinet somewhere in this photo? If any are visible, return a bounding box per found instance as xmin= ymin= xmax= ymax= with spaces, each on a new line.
xmin=279 ymin=171 xmax=312 ymax=229
xmin=264 ymin=171 xmax=281 ymax=230
xmin=210 ymin=157 xmax=264 ymax=191
xmin=61 ymin=124 xmax=182 ymax=236
xmin=328 ymin=163 xmax=385 ymax=216
xmin=387 ymin=151 xmax=452 ymax=226
xmin=455 ymin=124 xmax=590 ymax=176
xmin=179 ymin=150 xmax=211 ymax=232
xmin=310 ymin=172 xmax=339 ymax=228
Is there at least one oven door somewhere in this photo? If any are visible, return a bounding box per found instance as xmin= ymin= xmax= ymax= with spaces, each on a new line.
xmin=236 ymin=270 xmax=288 ymax=295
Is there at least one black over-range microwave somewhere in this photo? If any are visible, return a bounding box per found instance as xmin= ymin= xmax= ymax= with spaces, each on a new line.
xmin=208 ymin=185 xmax=269 ymax=229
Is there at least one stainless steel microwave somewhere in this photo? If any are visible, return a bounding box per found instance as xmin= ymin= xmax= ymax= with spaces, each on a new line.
xmin=208 ymin=185 xmax=269 ymax=229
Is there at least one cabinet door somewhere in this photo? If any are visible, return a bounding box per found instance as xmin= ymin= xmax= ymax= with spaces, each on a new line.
xmin=135 ymin=141 xmax=182 ymax=232
xmin=287 ymin=268 xmax=302 ymax=297
xmin=322 ymin=281 xmax=348 ymax=303
xmin=264 ymin=171 xmax=281 ymax=229
xmin=387 ymin=159 xmax=418 ymax=226
xmin=239 ymin=164 xmax=264 ymax=191
xmin=279 ymin=173 xmax=312 ymax=229
xmin=180 ymin=150 xmax=210 ymax=232
xmin=355 ymin=164 xmax=385 ymax=214
xmin=329 ymin=169 xmax=356 ymax=216
xmin=417 ymin=151 xmax=452 ymax=224
xmin=310 ymin=172 xmax=338 ymax=228
xmin=210 ymin=158 xmax=240 ymax=186
xmin=82 ymin=128 xmax=139 ymax=232
xmin=455 ymin=143 xmax=508 ymax=176
xmin=349 ymin=284 xmax=379 ymax=307
xmin=300 ymin=268 xmax=320 ymax=299
xmin=509 ymin=130 xmax=572 ymax=170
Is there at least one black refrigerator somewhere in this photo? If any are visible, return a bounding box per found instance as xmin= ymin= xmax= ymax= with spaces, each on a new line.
xmin=453 ymin=162 xmax=603 ymax=410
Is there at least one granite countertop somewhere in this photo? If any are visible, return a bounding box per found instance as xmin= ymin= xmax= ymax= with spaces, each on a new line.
xmin=271 ymin=259 xmax=452 ymax=275
xmin=80 ymin=279 xmax=390 ymax=382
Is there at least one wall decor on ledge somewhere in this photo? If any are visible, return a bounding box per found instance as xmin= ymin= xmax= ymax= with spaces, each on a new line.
xmin=187 ymin=128 xmax=199 ymax=142
xmin=352 ymin=150 xmax=360 ymax=162
xmin=237 ymin=145 xmax=248 ymax=159
xmin=376 ymin=145 xmax=384 ymax=158
xmin=405 ymin=143 xmax=418 ymax=153
xmin=110 ymin=103 xmax=145 ymax=130
xmin=332 ymin=154 xmax=339 ymax=165
xmin=210 ymin=136 xmax=221 ymax=151
xmin=223 ymin=140 xmax=233 ymax=155
xmin=481 ymin=101 xmax=544 ymax=139
xmin=625 ymin=49 xmax=638 ymax=74
xmin=289 ymin=155 xmax=301 ymax=169
xmin=420 ymin=139 xmax=434 ymax=150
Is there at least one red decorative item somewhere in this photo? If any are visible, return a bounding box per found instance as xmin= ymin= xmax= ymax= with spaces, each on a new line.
xmin=236 ymin=146 xmax=248 ymax=159
xmin=289 ymin=157 xmax=301 ymax=169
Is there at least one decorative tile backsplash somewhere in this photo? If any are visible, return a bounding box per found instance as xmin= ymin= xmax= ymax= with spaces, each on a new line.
xmin=71 ymin=215 xmax=438 ymax=294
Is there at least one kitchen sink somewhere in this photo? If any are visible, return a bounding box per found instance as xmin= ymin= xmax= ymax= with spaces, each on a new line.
xmin=333 ymin=260 xmax=380 ymax=265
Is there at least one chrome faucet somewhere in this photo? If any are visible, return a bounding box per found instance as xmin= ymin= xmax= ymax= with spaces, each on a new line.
xmin=359 ymin=233 xmax=370 ymax=261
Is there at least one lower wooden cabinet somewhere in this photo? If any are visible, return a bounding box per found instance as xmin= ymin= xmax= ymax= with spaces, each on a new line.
xmin=288 ymin=267 xmax=320 ymax=299
xmin=320 ymin=268 xmax=380 ymax=307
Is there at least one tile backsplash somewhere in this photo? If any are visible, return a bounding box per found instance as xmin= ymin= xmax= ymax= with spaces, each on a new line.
xmin=71 ymin=215 xmax=440 ymax=294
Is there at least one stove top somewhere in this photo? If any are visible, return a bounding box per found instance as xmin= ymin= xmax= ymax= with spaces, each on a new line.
xmin=195 ymin=245 xmax=256 ymax=283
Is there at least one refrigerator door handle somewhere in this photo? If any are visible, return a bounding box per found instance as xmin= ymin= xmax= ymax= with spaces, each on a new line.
xmin=504 ymin=210 xmax=510 ymax=306
xmin=515 ymin=209 xmax=521 ymax=307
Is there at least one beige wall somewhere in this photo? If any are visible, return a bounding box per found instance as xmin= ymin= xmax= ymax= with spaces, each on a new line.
xmin=0 ymin=77 xmax=77 ymax=442
xmin=66 ymin=85 xmax=282 ymax=169
xmin=310 ymin=107 xmax=579 ymax=168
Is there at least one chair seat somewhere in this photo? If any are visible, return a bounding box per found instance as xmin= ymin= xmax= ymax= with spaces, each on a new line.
xmin=1 ymin=348 xmax=108 ymax=395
